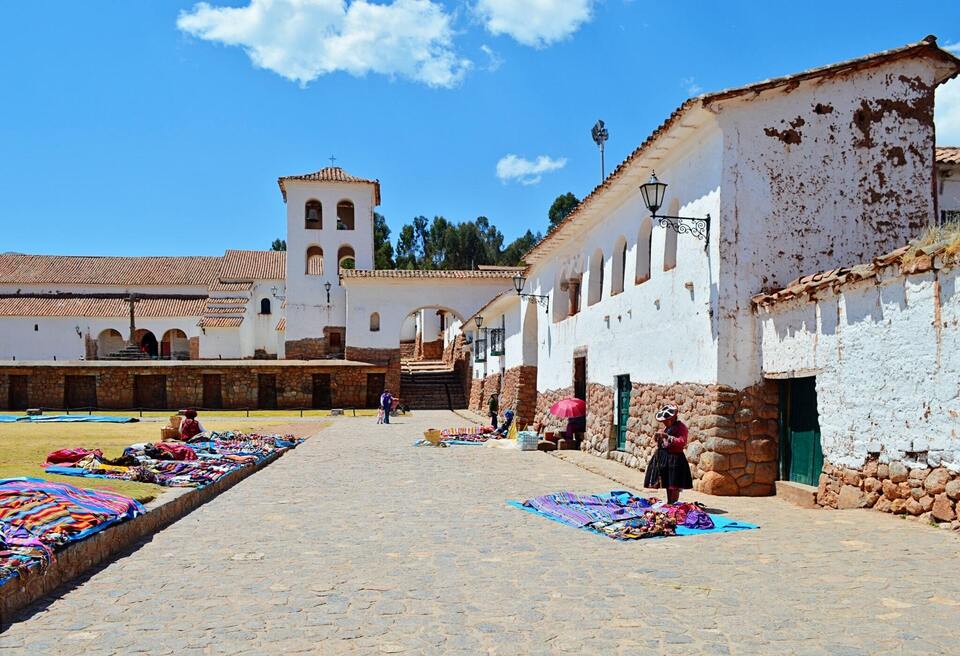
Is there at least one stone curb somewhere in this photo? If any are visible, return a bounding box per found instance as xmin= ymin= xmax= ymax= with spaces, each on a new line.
xmin=0 ymin=448 xmax=290 ymax=623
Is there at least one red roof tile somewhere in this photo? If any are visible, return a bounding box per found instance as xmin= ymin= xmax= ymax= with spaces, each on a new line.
xmin=277 ymin=166 xmax=381 ymax=204
xmin=0 ymin=296 xmax=207 ymax=318
xmin=275 ymin=317 xmax=286 ymax=331
xmin=0 ymin=254 xmax=222 ymax=287
xmin=938 ymin=147 xmax=960 ymax=165
xmin=198 ymin=316 xmax=243 ymax=328
xmin=219 ymin=250 xmax=286 ymax=281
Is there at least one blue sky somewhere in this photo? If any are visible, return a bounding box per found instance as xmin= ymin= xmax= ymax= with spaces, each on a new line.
xmin=1 ymin=1 xmax=958 ymax=257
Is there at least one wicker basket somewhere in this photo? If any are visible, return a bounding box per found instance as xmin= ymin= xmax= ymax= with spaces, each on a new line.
xmin=423 ymin=429 xmax=442 ymax=445
xmin=160 ymin=427 xmax=180 ymax=441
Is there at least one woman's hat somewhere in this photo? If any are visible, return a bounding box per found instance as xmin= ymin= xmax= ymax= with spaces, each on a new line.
xmin=655 ymin=404 xmax=678 ymax=422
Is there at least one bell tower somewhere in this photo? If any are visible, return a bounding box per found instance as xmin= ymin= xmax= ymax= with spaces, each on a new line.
xmin=277 ymin=166 xmax=380 ymax=359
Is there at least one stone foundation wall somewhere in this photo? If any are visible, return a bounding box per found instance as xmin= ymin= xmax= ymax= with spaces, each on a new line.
xmin=534 ymin=380 xmax=780 ymax=496
xmin=468 ymin=378 xmax=484 ymax=413
xmin=500 ymin=365 xmax=537 ymax=429
xmin=816 ymin=460 xmax=960 ymax=527
xmin=420 ymin=339 xmax=443 ymax=361
xmin=534 ymin=387 xmax=574 ymax=434
xmin=344 ymin=347 xmax=401 ymax=395
xmin=399 ymin=341 xmax=416 ymax=360
xmin=0 ymin=364 xmax=383 ymax=410
xmin=469 ymin=373 xmax=502 ymax=418
xmin=285 ymin=338 xmax=327 ymax=360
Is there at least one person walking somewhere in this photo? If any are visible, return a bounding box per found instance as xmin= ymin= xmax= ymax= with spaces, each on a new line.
xmin=487 ymin=393 xmax=499 ymax=429
xmin=643 ymin=404 xmax=693 ymax=504
xmin=379 ymin=389 xmax=394 ymax=425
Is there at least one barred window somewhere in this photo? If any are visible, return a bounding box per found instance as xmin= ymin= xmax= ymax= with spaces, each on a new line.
xmin=474 ymin=337 xmax=487 ymax=363
xmin=489 ymin=328 xmax=505 ymax=356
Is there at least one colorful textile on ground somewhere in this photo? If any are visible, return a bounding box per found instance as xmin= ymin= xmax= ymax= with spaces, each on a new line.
xmin=509 ymin=490 xmax=758 ymax=541
xmin=43 ymin=433 xmax=302 ymax=489
xmin=0 ymin=478 xmax=144 ymax=584
xmin=439 ymin=426 xmax=495 ymax=440
xmin=0 ymin=415 xmax=138 ymax=423
xmin=0 ymin=521 xmax=55 ymax=585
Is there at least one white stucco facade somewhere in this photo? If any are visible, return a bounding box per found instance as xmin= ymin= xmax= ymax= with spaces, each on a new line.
xmin=758 ymin=262 xmax=959 ymax=471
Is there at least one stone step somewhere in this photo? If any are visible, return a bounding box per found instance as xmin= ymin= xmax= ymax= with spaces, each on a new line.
xmin=775 ymin=480 xmax=819 ymax=508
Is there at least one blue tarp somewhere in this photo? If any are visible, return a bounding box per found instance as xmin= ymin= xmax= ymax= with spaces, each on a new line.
xmin=507 ymin=491 xmax=758 ymax=540
xmin=0 ymin=415 xmax=137 ymax=423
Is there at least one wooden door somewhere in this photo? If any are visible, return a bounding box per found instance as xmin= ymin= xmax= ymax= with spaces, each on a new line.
xmin=8 ymin=375 xmax=29 ymax=410
xmin=573 ymin=356 xmax=586 ymax=401
xmin=616 ymin=375 xmax=631 ymax=451
xmin=257 ymin=374 xmax=278 ymax=410
xmin=134 ymin=375 xmax=167 ymax=409
xmin=779 ymin=377 xmax=824 ymax=486
xmin=312 ymin=374 xmax=332 ymax=409
xmin=328 ymin=331 xmax=343 ymax=351
xmin=366 ymin=373 xmax=385 ymax=408
xmin=64 ymin=375 xmax=97 ymax=409
xmin=203 ymin=374 xmax=223 ymax=409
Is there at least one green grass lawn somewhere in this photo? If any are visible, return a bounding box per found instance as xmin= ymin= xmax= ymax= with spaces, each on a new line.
xmin=0 ymin=418 xmax=310 ymax=503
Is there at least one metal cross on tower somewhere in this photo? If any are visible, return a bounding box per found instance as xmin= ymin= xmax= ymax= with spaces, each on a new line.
xmin=328 ymin=155 xmax=337 ymax=166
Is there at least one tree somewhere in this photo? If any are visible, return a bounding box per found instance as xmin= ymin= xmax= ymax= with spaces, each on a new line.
xmin=270 ymin=238 xmax=286 ymax=251
xmin=548 ymin=192 xmax=579 ymax=230
xmin=499 ymin=229 xmax=542 ymax=266
xmin=373 ymin=212 xmax=395 ymax=269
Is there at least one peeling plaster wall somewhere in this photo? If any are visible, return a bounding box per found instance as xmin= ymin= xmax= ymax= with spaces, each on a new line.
xmin=759 ymin=265 xmax=960 ymax=470
xmin=527 ymin=125 xmax=724 ymax=393
xmin=717 ymin=58 xmax=942 ymax=389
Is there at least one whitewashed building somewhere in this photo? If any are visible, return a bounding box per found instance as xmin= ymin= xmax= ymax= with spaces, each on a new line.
xmin=464 ymin=36 xmax=960 ymax=499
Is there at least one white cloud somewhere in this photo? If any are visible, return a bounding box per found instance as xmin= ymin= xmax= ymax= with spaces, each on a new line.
xmin=936 ymin=76 xmax=960 ymax=144
xmin=480 ymin=44 xmax=504 ymax=72
xmin=496 ymin=154 xmax=567 ymax=185
xmin=177 ymin=0 xmax=471 ymax=88
xmin=475 ymin=0 xmax=594 ymax=48
xmin=681 ymin=76 xmax=702 ymax=96
xmin=943 ymin=41 xmax=960 ymax=54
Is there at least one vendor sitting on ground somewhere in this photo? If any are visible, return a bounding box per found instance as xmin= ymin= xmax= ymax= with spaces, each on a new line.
xmin=643 ymin=404 xmax=693 ymax=504
xmin=565 ymin=414 xmax=586 ymax=440
xmin=178 ymin=408 xmax=206 ymax=440
xmin=494 ymin=410 xmax=514 ymax=437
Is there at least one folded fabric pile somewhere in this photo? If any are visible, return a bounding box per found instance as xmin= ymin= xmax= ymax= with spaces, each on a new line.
xmin=438 ymin=426 xmax=498 ymax=444
xmin=43 ymin=432 xmax=302 ymax=489
xmin=0 ymin=478 xmax=144 ymax=585
xmin=511 ymin=490 xmax=757 ymax=541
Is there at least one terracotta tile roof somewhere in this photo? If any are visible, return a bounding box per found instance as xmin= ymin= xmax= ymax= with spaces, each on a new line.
xmin=0 ymin=295 xmax=207 ymax=318
xmin=938 ymin=146 xmax=960 ymax=165
xmin=275 ymin=317 xmax=286 ymax=331
xmin=524 ymin=36 xmax=960 ymax=265
xmin=341 ymin=269 xmax=516 ymax=280
xmin=0 ymin=254 xmax=222 ymax=287
xmin=198 ymin=316 xmax=243 ymax=328
xmin=219 ymin=250 xmax=286 ymax=281
xmin=277 ymin=166 xmax=381 ymax=204
xmin=752 ymin=241 xmax=958 ymax=308
xmin=208 ymin=280 xmax=253 ymax=292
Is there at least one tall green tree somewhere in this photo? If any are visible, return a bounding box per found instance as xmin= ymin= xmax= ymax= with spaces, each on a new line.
xmin=548 ymin=192 xmax=579 ymax=230
xmin=270 ymin=238 xmax=286 ymax=251
xmin=373 ymin=212 xmax=395 ymax=269
xmin=499 ymin=229 xmax=542 ymax=266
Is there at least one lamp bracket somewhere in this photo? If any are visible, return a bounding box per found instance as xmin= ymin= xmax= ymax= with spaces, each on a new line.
xmin=519 ymin=293 xmax=550 ymax=314
xmin=654 ymin=213 xmax=711 ymax=250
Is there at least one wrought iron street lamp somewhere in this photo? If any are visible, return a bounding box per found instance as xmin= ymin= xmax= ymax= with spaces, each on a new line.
xmin=324 ymin=281 xmax=332 ymax=304
xmin=474 ymin=315 xmax=483 ymax=329
xmin=639 ymin=171 xmax=711 ymax=249
xmin=512 ymin=272 xmax=549 ymax=313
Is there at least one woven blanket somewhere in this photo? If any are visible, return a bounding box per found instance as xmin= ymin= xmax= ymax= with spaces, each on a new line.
xmin=0 ymin=521 xmax=56 ymax=585
xmin=0 ymin=478 xmax=144 ymax=549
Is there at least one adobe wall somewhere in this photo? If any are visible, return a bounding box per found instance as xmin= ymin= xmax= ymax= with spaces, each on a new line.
xmin=534 ymin=380 xmax=780 ymax=496
xmin=0 ymin=363 xmax=384 ymax=410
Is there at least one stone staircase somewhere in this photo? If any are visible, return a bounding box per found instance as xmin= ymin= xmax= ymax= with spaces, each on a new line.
xmin=400 ymin=360 xmax=467 ymax=410
xmin=102 ymin=343 xmax=151 ymax=360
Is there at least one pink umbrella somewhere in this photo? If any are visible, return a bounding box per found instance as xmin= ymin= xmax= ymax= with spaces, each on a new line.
xmin=549 ymin=398 xmax=586 ymax=418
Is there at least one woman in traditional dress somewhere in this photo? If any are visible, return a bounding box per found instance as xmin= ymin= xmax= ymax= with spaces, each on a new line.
xmin=178 ymin=408 xmax=205 ymax=440
xmin=643 ymin=404 xmax=693 ymax=504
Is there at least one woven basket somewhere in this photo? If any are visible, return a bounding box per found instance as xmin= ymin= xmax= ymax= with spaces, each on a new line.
xmin=423 ymin=429 xmax=442 ymax=445
xmin=160 ymin=427 xmax=180 ymax=441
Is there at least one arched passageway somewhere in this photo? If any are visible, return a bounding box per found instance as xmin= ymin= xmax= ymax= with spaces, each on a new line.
xmin=135 ymin=329 xmax=159 ymax=358
xmin=161 ymin=329 xmax=189 ymax=359
xmin=96 ymin=329 xmax=125 ymax=359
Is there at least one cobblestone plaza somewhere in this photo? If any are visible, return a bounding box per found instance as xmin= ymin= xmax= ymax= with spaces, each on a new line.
xmin=2 ymin=411 xmax=959 ymax=654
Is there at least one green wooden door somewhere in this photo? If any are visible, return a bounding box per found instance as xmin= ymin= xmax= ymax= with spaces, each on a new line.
xmin=616 ymin=375 xmax=631 ymax=451
xmin=780 ymin=377 xmax=824 ymax=486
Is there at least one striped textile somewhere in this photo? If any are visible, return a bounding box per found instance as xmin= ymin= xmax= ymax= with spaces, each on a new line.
xmin=523 ymin=492 xmax=653 ymax=529
xmin=0 ymin=521 xmax=56 ymax=585
xmin=0 ymin=478 xmax=144 ymax=548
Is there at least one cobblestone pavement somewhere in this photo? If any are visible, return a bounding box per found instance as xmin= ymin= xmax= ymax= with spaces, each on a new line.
xmin=2 ymin=410 xmax=960 ymax=654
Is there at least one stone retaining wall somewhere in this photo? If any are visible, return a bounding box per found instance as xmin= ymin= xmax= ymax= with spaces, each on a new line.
xmin=0 ymin=446 xmax=293 ymax=621
xmin=500 ymin=365 xmax=537 ymax=429
xmin=0 ymin=364 xmax=382 ymax=410
xmin=816 ymin=460 xmax=960 ymax=527
xmin=534 ymin=380 xmax=780 ymax=496
xmin=344 ymin=347 xmax=401 ymax=397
